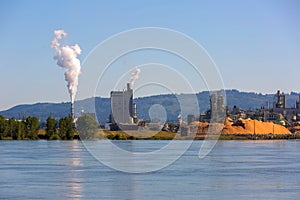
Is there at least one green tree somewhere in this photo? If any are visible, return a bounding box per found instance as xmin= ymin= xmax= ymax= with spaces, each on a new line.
xmin=13 ymin=121 xmax=25 ymax=140
xmin=4 ymin=118 xmax=17 ymax=139
xmin=24 ymin=116 xmax=39 ymax=140
xmin=59 ymin=117 xmax=67 ymax=139
xmin=45 ymin=116 xmax=58 ymax=140
xmin=0 ymin=115 xmax=7 ymax=139
xmin=76 ymin=114 xmax=99 ymax=140
xmin=0 ymin=115 xmax=6 ymax=133
xmin=59 ymin=117 xmax=75 ymax=140
xmin=113 ymin=133 xmax=124 ymax=140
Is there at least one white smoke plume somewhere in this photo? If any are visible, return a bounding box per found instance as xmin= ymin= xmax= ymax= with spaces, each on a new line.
xmin=50 ymin=30 xmax=81 ymax=103
xmin=130 ymin=67 xmax=141 ymax=87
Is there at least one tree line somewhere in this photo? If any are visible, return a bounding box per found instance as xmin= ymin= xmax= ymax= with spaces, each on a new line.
xmin=0 ymin=115 xmax=77 ymax=140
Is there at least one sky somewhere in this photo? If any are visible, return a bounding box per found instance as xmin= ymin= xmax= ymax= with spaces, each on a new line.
xmin=0 ymin=0 xmax=300 ymax=110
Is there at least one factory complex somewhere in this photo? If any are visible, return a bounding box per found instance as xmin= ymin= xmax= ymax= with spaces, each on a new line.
xmin=104 ymin=83 xmax=300 ymax=136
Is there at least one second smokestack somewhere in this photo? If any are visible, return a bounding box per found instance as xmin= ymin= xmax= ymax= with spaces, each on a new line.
xmin=127 ymin=83 xmax=131 ymax=91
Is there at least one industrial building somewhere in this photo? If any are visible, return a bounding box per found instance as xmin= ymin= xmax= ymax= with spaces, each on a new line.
xmin=199 ymin=91 xmax=226 ymax=123
xmin=107 ymin=86 xmax=300 ymax=133
xmin=265 ymin=90 xmax=300 ymax=125
xmin=109 ymin=83 xmax=138 ymax=130
xmin=226 ymin=90 xmax=300 ymax=126
xmin=180 ymin=90 xmax=300 ymax=137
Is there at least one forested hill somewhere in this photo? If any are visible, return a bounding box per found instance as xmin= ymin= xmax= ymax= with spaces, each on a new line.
xmin=1 ymin=90 xmax=299 ymax=123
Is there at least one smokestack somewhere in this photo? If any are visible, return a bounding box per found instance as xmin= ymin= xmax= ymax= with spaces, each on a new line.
xmin=71 ymin=102 xmax=75 ymax=119
xmin=133 ymin=103 xmax=137 ymax=116
xmin=266 ymin=101 xmax=269 ymax=110
xmin=127 ymin=83 xmax=131 ymax=91
xmin=133 ymin=103 xmax=137 ymax=123
xmin=277 ymin=90 xmax=281 ymax=105
xmin=297 ymin=96 xmax=300 ymax=109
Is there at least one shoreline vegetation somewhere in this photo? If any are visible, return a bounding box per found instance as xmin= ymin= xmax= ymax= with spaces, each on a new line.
xmin=1 ymin=114 xmax=300 ymax=141
xmin=2 ymin=129 xmax=300 ymax=141
xmin=1 ymin=131 xmax=300 ymax=141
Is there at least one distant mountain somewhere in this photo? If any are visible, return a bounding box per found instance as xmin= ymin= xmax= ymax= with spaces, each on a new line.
xmin=1 ymin=90 xmax=299 ymax=123
xmin=0 ymin=102 xmax=71 ymax=122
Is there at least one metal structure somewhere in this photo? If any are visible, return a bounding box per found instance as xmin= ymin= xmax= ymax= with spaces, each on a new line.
xmin=274 ymin=90 xmax=286 ymax=109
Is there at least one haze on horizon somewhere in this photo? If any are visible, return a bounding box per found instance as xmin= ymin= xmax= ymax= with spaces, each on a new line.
xmin=0 ymin=0 xmax=299 ymax=110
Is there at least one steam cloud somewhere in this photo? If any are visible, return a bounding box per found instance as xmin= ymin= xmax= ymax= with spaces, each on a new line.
xmin=50 ymin=30 xmax=82 ymax=103
xmin=130 ymin=67 xmax=141 ymax=87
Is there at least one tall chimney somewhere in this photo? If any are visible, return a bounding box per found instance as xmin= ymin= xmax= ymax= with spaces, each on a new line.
xmin=266 ymin=101 xmax=269 ymax=110
xmin=133 ymin=103 xmax=137 ymax=123
xmin=127 ymin=83 xmax=131 ymax=91
xmin=277 ymin=90 xmax=281 ymax=106
xmin=71 ymin=102 xmax=75 ymax=119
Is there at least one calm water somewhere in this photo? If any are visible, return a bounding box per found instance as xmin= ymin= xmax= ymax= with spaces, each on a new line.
xmin=1 ymin=140 xmax=300 ymax=200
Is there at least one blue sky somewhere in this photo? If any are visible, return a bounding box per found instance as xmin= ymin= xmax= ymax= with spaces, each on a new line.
xmin=0 ymin=0 xmax=300 ymax=110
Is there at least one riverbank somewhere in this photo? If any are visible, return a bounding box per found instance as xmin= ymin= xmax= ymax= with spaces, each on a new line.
xmin=38 ymin=130 xmax=300 ymax=140
xmin=97 ymin=130 xmax=300 ymax=140
xmin=1 ymin=118 xmax=300 ymax=140
xmin=2 ymin=130 xmax=300 ymax=140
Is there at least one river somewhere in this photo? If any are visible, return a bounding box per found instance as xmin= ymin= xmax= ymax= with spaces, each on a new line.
xmin=1 ymin=140 xmax=300 ymax=199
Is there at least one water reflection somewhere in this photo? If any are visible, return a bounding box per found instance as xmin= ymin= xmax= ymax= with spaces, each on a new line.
xmin=66 ymin=141 xmax=83 ymax=200
xmin=106 ymin=141 xmax=137 ymax=199
xmin=67 ymin=177 xmax=82 ymax=199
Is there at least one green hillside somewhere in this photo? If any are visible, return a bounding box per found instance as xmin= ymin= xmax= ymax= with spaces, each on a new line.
xmin=1 ymin=90 xmax=299 ymax=123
